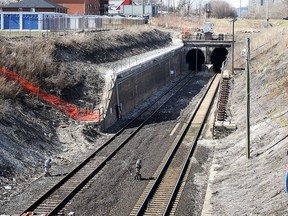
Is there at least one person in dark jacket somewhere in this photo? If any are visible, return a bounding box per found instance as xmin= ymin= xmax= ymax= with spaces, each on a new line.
xmin=134 ymin=159 xmax=142 ymax=180
xmin=44 ymin=158 xmax=52 ymax=177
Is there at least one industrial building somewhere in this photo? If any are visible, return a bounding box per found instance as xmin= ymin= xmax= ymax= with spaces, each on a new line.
xmin=109 ymin=0 xmax=158 ymax=17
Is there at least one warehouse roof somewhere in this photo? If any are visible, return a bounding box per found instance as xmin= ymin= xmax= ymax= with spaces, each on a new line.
xmin=2 ymin=0 xmax=66 ymax=9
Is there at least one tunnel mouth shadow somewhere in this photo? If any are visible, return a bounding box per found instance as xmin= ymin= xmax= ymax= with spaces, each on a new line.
xmin=186 ymin=49 xmax=205 ymax=71
xmin=210 ymin=48 xmax=228 ymax=72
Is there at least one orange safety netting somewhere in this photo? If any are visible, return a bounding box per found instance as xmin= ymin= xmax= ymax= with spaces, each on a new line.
xmin=0 ymin=66 xmax=100 ymax=122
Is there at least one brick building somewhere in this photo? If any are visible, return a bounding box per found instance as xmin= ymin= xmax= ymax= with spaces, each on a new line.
xmin=49 ymin=0 xmax=99 ymax=15
xmin=49 ymin=0 xmax=108 ymax=15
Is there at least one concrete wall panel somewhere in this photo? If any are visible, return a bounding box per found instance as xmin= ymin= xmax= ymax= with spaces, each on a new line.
xmin=102 ymin=47 xmax=185 ymax=130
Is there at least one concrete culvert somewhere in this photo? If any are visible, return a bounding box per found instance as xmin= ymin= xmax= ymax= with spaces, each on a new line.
xmin=210 ymin=48 xmax=228 ymax=72
xmin=186 ymin=49 xmax=205 ymax=71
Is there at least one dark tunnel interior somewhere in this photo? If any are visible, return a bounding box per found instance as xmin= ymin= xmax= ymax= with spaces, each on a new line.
xmin=210 ymin=48 xmax=228 ymax=72
xmin=186 ymin=49 xmax=205 ymax=71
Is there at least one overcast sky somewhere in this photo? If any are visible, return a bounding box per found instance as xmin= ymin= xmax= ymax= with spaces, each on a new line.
xmin=225 ymin=0 xmax=249 ymax=8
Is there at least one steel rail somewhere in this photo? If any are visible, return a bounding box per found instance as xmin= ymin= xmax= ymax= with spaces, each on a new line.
xmin=20 ymin=72 xmax=195 ymax=216
xmin=134 ymin=74 xmax=219 ymax=216
xmin=163 ymin=74 xmax=220 ymax=215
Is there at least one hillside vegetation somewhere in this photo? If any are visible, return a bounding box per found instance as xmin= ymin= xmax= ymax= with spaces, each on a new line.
xmin=0 ymin=26 xmax=171 ymax=187
xmin=0 ymin=27 xmax=171 ymax=100
xmin=208 ymin=27 xmax=288 ymax=214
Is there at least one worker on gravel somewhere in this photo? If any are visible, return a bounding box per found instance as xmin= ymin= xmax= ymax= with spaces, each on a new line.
xmin=44 ymin=158 xmax=52 ymax=177
xmin=134 ymin=159 xmax=142 ymax=180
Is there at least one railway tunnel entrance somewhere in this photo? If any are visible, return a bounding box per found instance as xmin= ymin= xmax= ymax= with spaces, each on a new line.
xmin=186 ymin=49 xmax=205 ymax=71
xmin=210 ymin=48 xmax=228 ymax=72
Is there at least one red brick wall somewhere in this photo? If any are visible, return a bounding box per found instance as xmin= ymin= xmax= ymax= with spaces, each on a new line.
xmin=50 ymin=0 xmax=100 ymax=15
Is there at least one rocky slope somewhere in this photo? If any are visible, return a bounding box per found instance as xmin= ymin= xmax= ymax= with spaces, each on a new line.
xmin=206 ymin=27 xmax=288 ymax=215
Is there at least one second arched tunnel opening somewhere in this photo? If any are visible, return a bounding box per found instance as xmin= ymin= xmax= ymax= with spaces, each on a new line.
xmin=210 ymin=48 xmax=228 ymax=72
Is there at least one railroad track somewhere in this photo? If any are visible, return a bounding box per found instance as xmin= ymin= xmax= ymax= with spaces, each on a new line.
xmin=19 ymin=72 xmax=199 ymax=216
xmin=130 ymin=73 xmax=221 ymax=216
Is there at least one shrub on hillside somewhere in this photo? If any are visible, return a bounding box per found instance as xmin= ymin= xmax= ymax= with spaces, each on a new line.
xmin=0 ymin=38 xmax=62 ymax=97
xmin=209 ymin=0 xmax=237 ymax=18
xmin=0 ymin=77 xmax=20 ymax=99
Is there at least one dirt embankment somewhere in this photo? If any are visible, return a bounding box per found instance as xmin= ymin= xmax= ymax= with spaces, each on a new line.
xmin=0 ymin=27 xmax=172 ymax=193
xmin=207 ymin=27 xmax=288 ymax=215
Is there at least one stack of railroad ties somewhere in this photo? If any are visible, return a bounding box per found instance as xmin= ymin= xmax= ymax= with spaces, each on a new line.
xmin=213 ymin=70 xmax=237 ymax=138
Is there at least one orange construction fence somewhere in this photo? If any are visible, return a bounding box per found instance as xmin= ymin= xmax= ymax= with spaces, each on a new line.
xmin=0 ymin=66 xmax=100 ymax=122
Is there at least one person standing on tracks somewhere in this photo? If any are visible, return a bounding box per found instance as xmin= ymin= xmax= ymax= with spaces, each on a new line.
xmin=44 ymin=158 xmax=52 ymax=177
xmin=134 ymin=159 xmax=142 ymax=180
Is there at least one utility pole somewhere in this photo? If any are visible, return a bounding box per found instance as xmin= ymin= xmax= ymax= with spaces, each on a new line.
xmin=160 ymin=0 xmax=162 ymax=16
xmin=239 ymin=0 xmax=241 ymax=18
xmin=266 ymin=0 xmax=269 ymax=25
xmin=142 ymin=0 xmax=145 ymax=17
xmin=231 ymin=18 xmax=237 ymax=74
xmin=232 ymin=20 xmax=234 ymax=73
xmin=173 ymin=0 xmax=175 ymax=12
xmin=167 ymin=0 xmax=170 ymax=14
xmin=246 ymin=38 xmax=251 ymax=159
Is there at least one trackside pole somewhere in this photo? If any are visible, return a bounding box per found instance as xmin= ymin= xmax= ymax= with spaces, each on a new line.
xmin=246 ymin=38 xmax=251 ymax=159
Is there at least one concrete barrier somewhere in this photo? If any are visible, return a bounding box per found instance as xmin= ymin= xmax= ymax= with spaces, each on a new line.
xmin=101 ymin=47 xmax=185 ymax=129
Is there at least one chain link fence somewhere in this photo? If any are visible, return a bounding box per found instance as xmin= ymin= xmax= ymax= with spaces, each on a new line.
xmin=0 ymin=14 xmax=146 ymax=37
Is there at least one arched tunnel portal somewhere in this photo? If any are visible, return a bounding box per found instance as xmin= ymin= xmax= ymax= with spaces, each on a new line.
xmin=210 ymin=48 xmax=228 ymax=72
xmin=186 ymin=49 xmax=205 ymax=71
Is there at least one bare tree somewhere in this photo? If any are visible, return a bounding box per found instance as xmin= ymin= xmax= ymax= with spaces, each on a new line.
xmin=177 ymin=0 xmax=195 ymax=16
xmin=197 ymin=0 xmax=204 ymax=20
xmin=209 ymin=0 xmax=237 ymax=18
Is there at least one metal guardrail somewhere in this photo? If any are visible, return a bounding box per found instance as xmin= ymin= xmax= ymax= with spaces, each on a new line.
xmin=182 ymin=31 xmax=233 ymax=41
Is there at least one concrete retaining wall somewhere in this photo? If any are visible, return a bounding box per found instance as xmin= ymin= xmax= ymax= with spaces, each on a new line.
xmin=101 ymin=47 xmax=186 ymax=130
